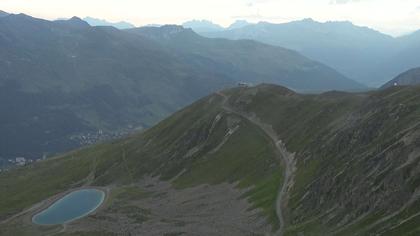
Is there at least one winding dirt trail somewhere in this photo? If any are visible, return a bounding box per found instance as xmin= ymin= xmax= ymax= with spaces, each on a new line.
xmin=217 ymin=91 xmax=295 ymax=236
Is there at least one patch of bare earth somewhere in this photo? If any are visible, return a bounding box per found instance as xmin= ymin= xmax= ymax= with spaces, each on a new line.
xmin=67 ymin=176 xmax=271 ymax=235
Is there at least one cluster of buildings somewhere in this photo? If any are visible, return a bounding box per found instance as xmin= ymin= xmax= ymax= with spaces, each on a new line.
xmin=0 ymin=128 xmax=141 ymax=173
xmin=0 ymin=156 xmax=46 ymax=172
xmin=70 ymin=129 xmax=135 ymax=146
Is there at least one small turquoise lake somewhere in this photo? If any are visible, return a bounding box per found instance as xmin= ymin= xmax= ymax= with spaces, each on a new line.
xmin=32 ymin=189 xmax=105 ymax=225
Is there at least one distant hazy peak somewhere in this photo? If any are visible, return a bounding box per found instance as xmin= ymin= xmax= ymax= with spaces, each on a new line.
xmin=228 ymin=20 xmax=251 ymax=30
xmin=145 ymin=24 xmax=162 ymax=27
xmin=129 ymin=24 xmax=198 ymax=41
xmin=300 ymin=18 xmax=316 ymax=23
xmin=398 ymin=29 xmax=420 ymax=43
xmin=150 ymin=24 xmax=195 ymax=35
xmin=8 ymin=13 xmax=32 ymax=19
xmin=83 ymin=16 xmax=135 ymax=29
xmin=182 ymin=19 xmax=224 ymax=32
xmin=136 ymin=24 xmax=191 ymax=32
xmin=54 ymin=16 xmax=90 ymax=28
xmin=160 ymin=24 xmax=191 ymax=32
xmin=69 ymin=16 xmax=86 ymax=23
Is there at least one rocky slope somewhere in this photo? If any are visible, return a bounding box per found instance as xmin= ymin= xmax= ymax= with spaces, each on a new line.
xmin=1 ymin=84 xmax=420 ymax=235
xmin=381 ymin=67 xmax=420 ymax=89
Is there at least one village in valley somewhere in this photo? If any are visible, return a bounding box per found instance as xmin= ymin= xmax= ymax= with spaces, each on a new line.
xmin=0 ymin=128 xmax=138 ymax=172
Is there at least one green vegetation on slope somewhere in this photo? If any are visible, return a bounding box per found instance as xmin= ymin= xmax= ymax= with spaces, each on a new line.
xmin=226 ymin=84 xmax=420 ymax=235
xmin=2 ymin=84 xmax=420 ymax=235
xmin=0 ymin=92 xmax=283 ymax=235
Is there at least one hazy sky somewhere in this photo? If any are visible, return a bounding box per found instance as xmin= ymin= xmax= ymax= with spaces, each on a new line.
xmin=1 ymin=0 xmax=419 ymax=36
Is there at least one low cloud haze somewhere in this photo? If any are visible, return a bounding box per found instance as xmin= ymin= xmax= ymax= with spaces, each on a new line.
xmin=330 ymin=0 xmax=361 ymax=4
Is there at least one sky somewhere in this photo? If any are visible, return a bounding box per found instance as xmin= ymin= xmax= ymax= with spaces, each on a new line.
xmin=1 ymin=0 xmax=420 ymax=36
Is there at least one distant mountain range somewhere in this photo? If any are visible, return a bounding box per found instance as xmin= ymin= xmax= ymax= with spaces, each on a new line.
xmin=382 ymin=67 xmax=420 ymax=89
xmin=193 ymin=18 xmax=420 ymax=87
xmin=182 ymin=19 xmax=224 ymax=33
xmin=0 ymin=13 xmax=361 ymax=159
xmin=83 ymin=16 xmax=135 ymax=29
xmin=128 ymin=25 xmax=363 ymax=92
xmin=182 ymin=19 xmax=252 ymax=33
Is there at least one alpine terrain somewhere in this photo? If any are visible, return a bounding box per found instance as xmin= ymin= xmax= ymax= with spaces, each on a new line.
xmin=0 ymin=13 xmax=363 ymax=160
xmin=1 ymin=84 xmax=420 ymax=235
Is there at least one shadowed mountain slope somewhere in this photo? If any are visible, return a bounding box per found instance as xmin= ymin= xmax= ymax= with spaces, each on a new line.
xmin=0 ymin=14 xmax=230 ymax=159
xmin=203 ymin=19 xmax=420 ymax=87
xmin=128 ymin=25 xmax=364 ymax=92
xmin=0 ymin=14 xmax=362 ymax=159
xmin=382 ymin=67 xmax=420 ymax=89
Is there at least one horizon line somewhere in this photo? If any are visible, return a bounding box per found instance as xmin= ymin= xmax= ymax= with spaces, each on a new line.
xmin=1 ymin=9 xmax=416 ymax=37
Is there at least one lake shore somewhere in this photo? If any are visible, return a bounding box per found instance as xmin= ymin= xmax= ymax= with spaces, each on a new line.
xmin=29 ymin=186 xmax=109 ymax=226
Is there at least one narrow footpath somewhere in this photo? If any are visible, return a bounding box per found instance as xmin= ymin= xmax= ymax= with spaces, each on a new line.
xmin=217 ymin=91 xmax=295 ymax=236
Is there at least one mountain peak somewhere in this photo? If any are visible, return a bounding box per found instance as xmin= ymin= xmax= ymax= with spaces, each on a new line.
xmin=228 ymin=20 xmax=251 ymax=30
xmin=11 ymin=13 xmax=32 ymax=18
xmin=183 ymin=19 xmax=224 ymax=33
xmin=160 ymin=24 xmax=191 ymax=33
xmin=129 ymin=24 xmax=198 ymax=41
xmin=301 ymin=17 xmax=315 ymax=22
xmin=83 ymin=16 xmax=135 ymax=29
xmin=69 ymin=16 xmax=82 ymax=21
xmin=57 ymin=16 xmax=90 ymax=28
xmin=69 ymin=16 xmax=84 ymax=22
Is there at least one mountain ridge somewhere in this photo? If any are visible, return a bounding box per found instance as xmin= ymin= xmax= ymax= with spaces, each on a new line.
xmin=127 ymin=25 xmax=365 ymax=92
xmin=83 ymin=16 xmax=135 ymax=29
xmin=182 ymin=19 xmax=224 ymax=33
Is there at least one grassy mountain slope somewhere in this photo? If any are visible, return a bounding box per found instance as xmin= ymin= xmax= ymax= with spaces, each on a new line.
xmin=226 ymin=85 xmax=420 ymax=235
xmin=0 ymin=93 xmax=283 ymax=235
xmin=1 ymin=84 xmax=420 ymax=235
